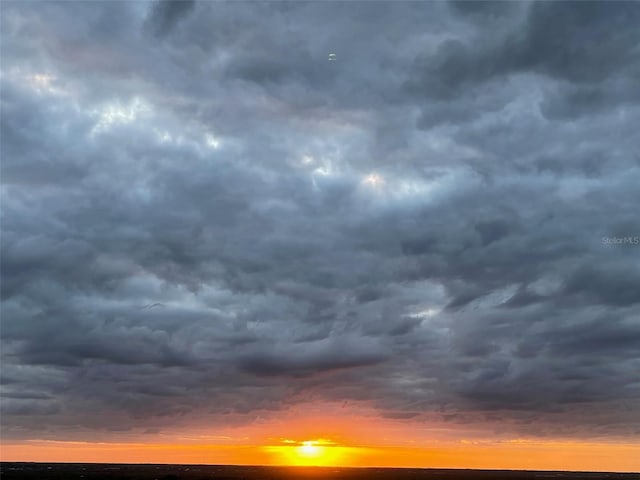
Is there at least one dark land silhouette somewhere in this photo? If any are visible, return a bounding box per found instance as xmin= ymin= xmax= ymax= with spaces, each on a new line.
xmin=1 ymin=463 xmax=638 ymax=480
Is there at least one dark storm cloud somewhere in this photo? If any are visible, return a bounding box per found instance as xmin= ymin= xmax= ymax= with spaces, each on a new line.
xmin=413 ymin=1 xmax=640 ymax=94
xmin=238 ymin=336 xmax=388 ymax=377
xmin=1 ymin=0 xmax=640 ymax=442
xmin=146 ymin=0 xmax=195 ymax=37
xmin=409 ymin=1 xmax=640 ymax=129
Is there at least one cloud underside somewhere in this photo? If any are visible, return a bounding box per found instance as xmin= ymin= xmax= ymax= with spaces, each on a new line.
xmin=1 ymin=0 xmax=640 ymax=441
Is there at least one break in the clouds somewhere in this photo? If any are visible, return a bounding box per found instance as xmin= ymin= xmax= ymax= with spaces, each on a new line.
xmin=1 ymin=0 xmax=640 ymax=442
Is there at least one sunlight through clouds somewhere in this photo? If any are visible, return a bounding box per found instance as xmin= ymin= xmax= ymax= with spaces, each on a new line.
xmin=90 ymin=97 xmax=151 ymax=136
xmin=2 ymin=0 xmax=639 ymax=472
xmin=362 ymin=172 xmax=385 ymax=188
xmin=205 ymin=133 xmax=220 ymax=149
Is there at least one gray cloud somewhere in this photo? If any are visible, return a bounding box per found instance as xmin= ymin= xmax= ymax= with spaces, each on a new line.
xmin=1 ymin=0 xmax=639 ymax=443
xmin=146 ymin=0 xmax=195 ymax=38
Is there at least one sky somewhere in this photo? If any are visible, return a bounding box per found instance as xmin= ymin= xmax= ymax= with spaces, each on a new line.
xmin=1 ymin=0 xmax=640 ymax=472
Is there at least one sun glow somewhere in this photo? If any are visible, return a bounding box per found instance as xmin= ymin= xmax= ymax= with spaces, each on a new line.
xmin=290 ymin=439 xmax=333 ymax=466
xmin=298 ymin=440 xmax=322 ymax=458
xmin=265 ymin=439 xmax=352 ymax=466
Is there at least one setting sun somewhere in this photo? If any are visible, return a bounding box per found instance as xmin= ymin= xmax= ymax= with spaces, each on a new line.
xmin=298 ymin=440 xmax=322 ymax=458
xmin=264 ymin=438 xmax=356 ymax=467
xmin=288 ymin=439 xmax=336 ymax=466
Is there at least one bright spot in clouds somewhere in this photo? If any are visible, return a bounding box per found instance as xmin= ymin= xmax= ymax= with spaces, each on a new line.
xmin=91 ymin=97 xmax=150 ymax=135
xmin=27 ymin=73 xmax=55 ymax=90
xmin=20 ymin=71 xmax=68 ymax=96
xmin=362 ymin=172 xmax=385 ymax=188
xmin=205 ymin=133 xmax=220 ymax=149
xmin=407 ymin=307 xmax=441 ymax=319
xmin=156 ymin=130 xmax=173 ymax=143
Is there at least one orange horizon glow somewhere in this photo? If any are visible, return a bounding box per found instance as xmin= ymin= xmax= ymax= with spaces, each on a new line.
xmin=2 ymin=437 xmax=639 ymax=472
xmin=1 ymin=439 xmax=640 ymax=472
xmin=2 ymin=402 xmax=638 ymax=472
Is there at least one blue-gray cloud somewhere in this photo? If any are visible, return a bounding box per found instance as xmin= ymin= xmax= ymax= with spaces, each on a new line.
xmin=1 ymin=0 xmax=639 ymax=441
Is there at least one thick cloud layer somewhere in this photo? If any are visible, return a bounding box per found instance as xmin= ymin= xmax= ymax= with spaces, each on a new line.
xmin=1 ymin=1 xmax=639 ymax=442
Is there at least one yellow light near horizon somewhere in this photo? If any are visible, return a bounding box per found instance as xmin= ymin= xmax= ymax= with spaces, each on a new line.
xmin=298 ymin=440 xmax=321 ymax=458
xmin=291 ymin=440 xmax=332 ymax=466
xmin=265 ymin=439 xmax=351 ymax=466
